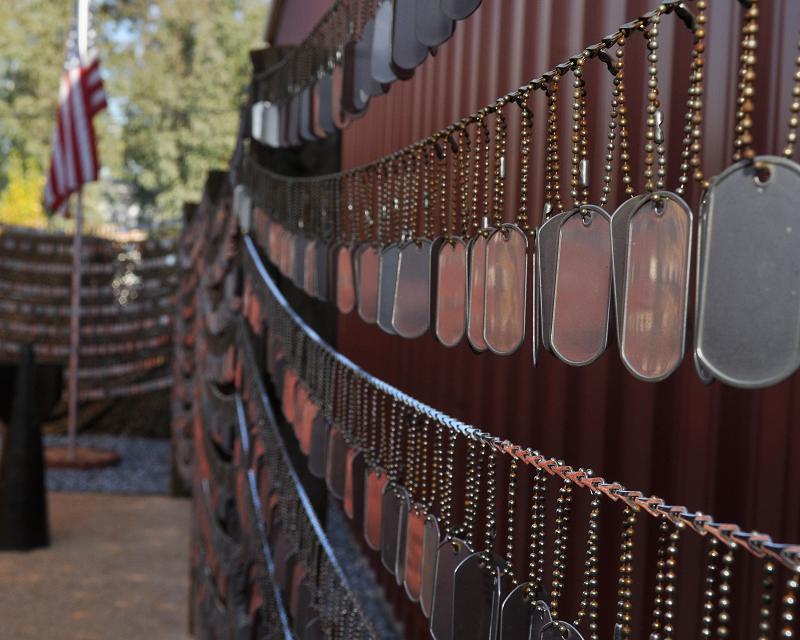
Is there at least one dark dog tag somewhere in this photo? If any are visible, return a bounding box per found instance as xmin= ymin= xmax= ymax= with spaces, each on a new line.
xmin=344 ymin=448 xmax=366 ymax=524
xmin=537 ymin=211 xmax=571 ymax=352
xmin=499 ymin=584 xmax=552 ymax=640
xmin=299 ymin=86 xmax=316 ymax=142
xmin=452 ymin=552 xmax=504 ymax=640
xmin=419 ymin=514 xmax=441 ymax=618
xmin=394 ymin=489 xmax=410 ymax=585
xmin=377 ymin=243 xmax=401 ymax=334
xmin=325 ymin=426 xmax=348 ymax=499
xmin=307 ymin=414 xmax=329 ymax=478
xmin=356 ymin=244 xmax=380 ymax=324
xmin=415 ymin=0 xmax=455 ymax=47
xmin=430 ymin=537 xmax=472 ymax=640
xmin=317 ymin=73 xmax=336 ymax=135
xmin=380 ymin=483 xmax=406 ymax=575
xmin=441 ymin=0 xmax=482 ymax=20
xmin=315 ymin=240 xmax=330 ymax=301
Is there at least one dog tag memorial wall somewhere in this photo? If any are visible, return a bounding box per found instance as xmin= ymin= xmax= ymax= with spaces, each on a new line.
xmin=484 ymin=224 xmax=527 ymax=355
xmin=696 ymin=157 xmax=800 ymax=388
xmin=393 ymin=239 xmax=434 ymax=338
xmin=613 ymin=192 xmax=692 ymax=381
xmin=550 ymin=206 xmax=612 ymax=366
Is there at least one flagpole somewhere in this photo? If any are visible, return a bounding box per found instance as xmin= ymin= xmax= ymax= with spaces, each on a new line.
xmin=66 ymin=0 xmax=89 ymax=463
xmin=67 ymin=188 xmax=83 ymax=462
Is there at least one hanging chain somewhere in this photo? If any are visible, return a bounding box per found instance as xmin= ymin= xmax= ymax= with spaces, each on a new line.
xmin=439 ymin=138 xmax=449 ymax=237
xmin=418 ymin=417 xmax=430 ymax=509
xmin=784 ymin=34 xmax=800 ymax=159
xmin=442 ymin=427 xmax=457 ymax=534
xmin=459 ymin=126 xmax=471 ymax=237
xmin=470 ymin=118 xmax=485 ymax=237
xmin=517 ymin=89 xmax=533 ymax=231
xmin=700 ymin=536 xmax=721 ymax=637
xmin=550 ymin=476 xmax=573 ymax=618
xmin=504 ymin=456 xmax=519 ymax=584
xmin=574 ymin=487 xmax=600 ymax=640
xmin=571 ymin=57 xmax=589 ymax=207
xmin=644 ymin=16 xmax=665 ymax=193
xmin=528 ymin=462 xmax=547 ymax=597
xmin=616 ymin=37 xmax=634 ymax=198
xmin=677 ymin=0 xmax=708 ymax=195
xmin=756 ymin=561 xmax=775 ymax=640
xmin=649 ymin=519 xmax=680 ymax=640
xmin=601 ymin=48 xmax=621 ymax=208
xmin=781 ymin=572 xmax=799 ymax=638
xmin=482 ymin=442 xmax=497 ymax=561
xmin=492 ymin=105 xmax=507 ymax=228
xmin=733 ymin=0 xmax=759 ymax=162
xmin=715 ymin=543 xmax=735 ymax=638
xmin=615 ymin=505 xmax=637 ymax=640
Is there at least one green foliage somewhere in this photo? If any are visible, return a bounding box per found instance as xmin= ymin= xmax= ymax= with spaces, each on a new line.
xmin=0 ymin=150 xmax=47 ymax=227
xmin=0 ymin=0 xmax=264 ymax=223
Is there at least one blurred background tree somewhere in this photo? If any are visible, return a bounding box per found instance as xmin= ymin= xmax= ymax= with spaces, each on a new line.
xmin=0 ymin=0 xmax=262 ymax=228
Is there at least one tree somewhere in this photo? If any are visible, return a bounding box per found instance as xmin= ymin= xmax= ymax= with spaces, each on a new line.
xmin=0 ymin=150 xmax=47 ymax=227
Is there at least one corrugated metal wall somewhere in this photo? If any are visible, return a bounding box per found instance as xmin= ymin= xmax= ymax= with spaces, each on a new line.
xmin=327 ymin=1 xmax=800 ymax=637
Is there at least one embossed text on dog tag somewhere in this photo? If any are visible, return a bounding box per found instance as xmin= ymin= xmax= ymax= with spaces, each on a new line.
xmin=696 ymin=157 xmax=800 ymax=388
xmin=325 ymin=426 xmax=347 ymax=500
xmin=452 ymin=552 xmax=503 ymax=640
xmin=377 ymin=243 xmax=401 ymax=334
xmin=335 ymin=245 xmax=356 ymax=314
xmin=357 ymin=244 xmax=380 ymax=324
xmin=344 ymin=448 xmax=366 ymax=523
xmin=435 ymin=237 xmax=468 ymax=347
xmin=467 ymin=233 xmax=489 ymax=351
xmin=364 ymin=467 xmax=389 ymax=550
xmin=419 ymin=514 xmax=441 ymax=618
xmin=404 ymin=505 xmax=426 ymax=602
xmin=484 ymin=224 xmax=527 ymax=355
xmin=619 ymin=192 xmax=692 ymax=381
xmin=371 ymin=1 xmax=398 ymax=85
xmin=415 ymin=0 xmax=455 ymax=47
xmin=307 ymin=414 xmax=329 ymax=478
xmin=550 ymin=206 xmax=612 ymax=366
xmin=430 ymin=537 xmax=472 ymax=640
xmin=394 ymin=239 xmax=434 ymax=338
xmin=537 ymin=211 xmax=571 ymax=352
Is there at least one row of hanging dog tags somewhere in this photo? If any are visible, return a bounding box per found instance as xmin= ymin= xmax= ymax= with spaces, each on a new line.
xmin=250 ymin=0 xmax=481 ymax=149
xmin=240 ymin=151 xmax=800 ymax=390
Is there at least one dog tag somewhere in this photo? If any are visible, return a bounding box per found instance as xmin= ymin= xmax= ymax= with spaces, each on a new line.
xmin=289 ymin=563 xmax=307 ymax=618
xmin=415 ymin=0 xmax=455 ymax=47
xmin=364 ymin=466 xmax=389 ymax=550
xmin=377 ymin=243 xmax=401 ymax=334
xmin=299 ymin=87 xmax=316 ymax=142
xmin=484 ymin=224 xmax=527 ymax=355
xmin=452 ymin=553 xmax=504 ymax=640
xmin=467 ymin=233 xmax=490 ymax=352
xmin=499 ymin=585 xmax=552 ymax=640
xmin=311 ymin=81 xmax=327 ymax=140
xmin=317 ymin=74 xmax=336 ymax=135
xmin=315 ymin=240 xmax=330 ymax=301
xmin=335 ymin=245 xmax=356 ymax=313
xmin=551 ymin=206 xmax=612 ymax=366
xmin=394 ymin=489 xmax=410 ymax=585
xmin=297 ymin=397 xmax=318 ymax=456
xmin=357 ymin=244 xmax=380 ymax=323
xmin=531 ymin=247 xmax=540 ymax=366
xmin=263 ymin=103 xmax=281 ymax=148
xmin=441 ymin=0 xmax=482 ymax=20
xmin=293 ymin=235 xmax=307 ymax=287
xmin=344 ymin=448 xmax=366 ymax=523
xmin=394 ymin=239 xmax=434 ymax=338
xmin=380 ymin=483 xmax=407 ymax=576
xmin=371 ymin=0 xmax=398 ymax=85
xmin=610 ymin=195 xmax=647 ymax=342
xmin=419 ymin=514 xmax=441 ymax=618
xmin=430 ymin=537 xmax=472 ymax=640
xmin=537 ymin=211 xmax=571 ymax=352
xmin=352 ymin=18 xmax=385 ymax=111
xmin=392 ymin=0 xmax=427 ymax=78
xmin=435 ymin=237 xmax=468 ymax=347
xmin=325 ymin=425 xmax=347 ymax=500
xmin=307 ymin=413 xmax=329 ymax=478
xmin=541 ymin=620 xmax=586 ymax=640
xmin=696 ymin=157 xmax=800 ymax=387
xmin=303 ymin=240 xmax=317 ymax=297
xmin=287 ymin=94 xmax=301 ymax=148
xmin=342 ymin=39 xmax=361 ymax=115
xmin=293 ymin=382 xmax=309 ymax=434
xmin=331 ymin=64 xmax=349 ymax=130
xmin=618 ymin=192 xmax=692 ymax=381
xmin=404 ymin=505 xmax=426 ymax=602
xmin=281 ymin=369 xmax=298 ymax=423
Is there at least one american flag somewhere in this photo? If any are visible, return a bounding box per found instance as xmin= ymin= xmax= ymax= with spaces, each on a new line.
xmin=44 ymin=4 xmax=107 ymax=214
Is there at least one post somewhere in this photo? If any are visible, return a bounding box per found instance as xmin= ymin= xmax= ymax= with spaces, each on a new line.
xmin=67 ymin=189 xmax=83 ymax=462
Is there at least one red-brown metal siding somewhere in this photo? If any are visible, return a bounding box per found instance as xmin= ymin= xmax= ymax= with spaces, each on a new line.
xmin=275 ymin=0 xmax=800 ymax=636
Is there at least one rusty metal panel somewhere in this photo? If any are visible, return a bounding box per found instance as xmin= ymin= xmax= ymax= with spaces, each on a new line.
xmin=331 ymin=0 xmax=800 ymax=637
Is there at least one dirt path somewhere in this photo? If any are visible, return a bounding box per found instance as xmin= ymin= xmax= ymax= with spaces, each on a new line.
xmin=0 ymin=492 xmax=190 ymax=640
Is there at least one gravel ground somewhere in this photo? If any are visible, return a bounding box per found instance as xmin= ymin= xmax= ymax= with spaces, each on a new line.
xmin=326 ymin=501 xmax=402 ymax=640
xmin=43 ymin=435 xmax=171 ymax=495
